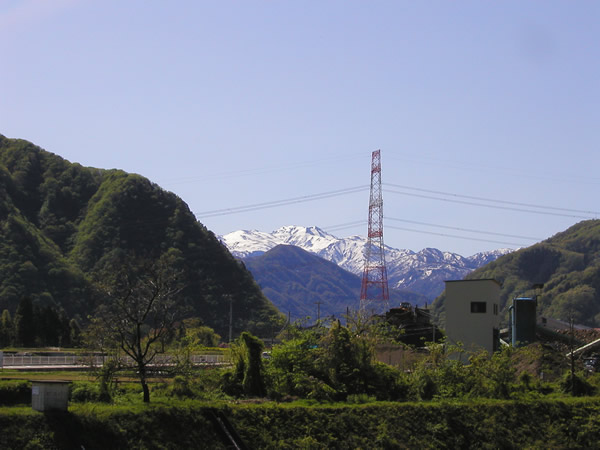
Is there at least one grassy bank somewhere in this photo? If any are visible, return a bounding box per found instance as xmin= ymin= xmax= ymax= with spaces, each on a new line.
xmin=0 ymin=398 xmax=599 ymax=449
xmin=228 ymin=399 xmax=600 ymax=449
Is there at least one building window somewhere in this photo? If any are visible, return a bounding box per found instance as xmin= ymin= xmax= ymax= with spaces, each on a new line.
xmin=471 ymin=301 xmax=487 ymax=313
xmin=494 ymin=304 xmax=498 ymax=315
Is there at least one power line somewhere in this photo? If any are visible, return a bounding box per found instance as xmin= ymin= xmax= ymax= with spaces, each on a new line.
xmin=195 ymin=186 xmax=369 ymax=218
xmin=386 ymin=225 xmax=526 ymax=247
xmin=384 ymin=188 xmax=594 ymax=220
xmin=385 ymin=155 xmax=600 ymax=186
xmin=384 ymin=183 xmax=600 ymax=216
xmin=322 ymin=220 xmax=366 ymax=234
xmin=386 ymin=217 xmax=543 ymax=241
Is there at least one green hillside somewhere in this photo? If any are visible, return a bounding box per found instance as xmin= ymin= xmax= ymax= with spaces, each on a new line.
xmin=244 ymin=244 xmax=428 ymax=321
xmin=433 ymin=219 xmax=600 ymax=327
xmin=0 ymin=135 xmax=282 ymax=340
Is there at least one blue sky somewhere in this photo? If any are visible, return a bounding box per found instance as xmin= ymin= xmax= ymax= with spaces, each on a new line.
xmin=1 ymin=1 xmax=599 ymax=256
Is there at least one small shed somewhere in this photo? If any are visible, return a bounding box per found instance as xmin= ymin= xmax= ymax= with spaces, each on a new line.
xmin=32 ymin=380 xmax=70 ymax=412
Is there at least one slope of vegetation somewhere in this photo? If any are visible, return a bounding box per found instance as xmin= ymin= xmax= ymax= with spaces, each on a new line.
xmin=433 ymin=219 xmax=600 ymax=327
xmin=2 ymin=320 xmax=599 ymax=448
xmin=244 ymin=244 xmax=427 ymax=320
xmin=0 ymin=135 xmax=282 ymax=341
xmin=1 ymin=399 xmax=599 ymax=449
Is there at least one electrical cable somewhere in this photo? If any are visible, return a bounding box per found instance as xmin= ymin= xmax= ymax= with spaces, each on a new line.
xmin=386 ymin=217 xmax=542 ymax=241
xmin=384 ymin=183 xmax=600 ymax=216
xmin=386 ymin=225 xmax=527 ymax=247
xmin=384 ymin=188 xmax=593 ymax=220
xmin=196 ymin=186 xmax=369 ymax=218
xmin=322 ymin=220 xmax=367 ymax=233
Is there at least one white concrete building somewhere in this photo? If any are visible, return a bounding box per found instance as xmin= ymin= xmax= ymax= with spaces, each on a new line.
xmin=444 ymin=279 xmax=501 ymax=357
xmin=32 ymin=381 xmax=70 ymax=412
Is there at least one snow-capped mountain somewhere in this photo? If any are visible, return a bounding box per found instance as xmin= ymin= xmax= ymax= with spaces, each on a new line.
xmin=220 ymin=226 xmax=513 ymax=300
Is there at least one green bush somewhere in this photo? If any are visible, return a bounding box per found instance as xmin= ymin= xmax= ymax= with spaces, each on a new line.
xmin=171 ymin=375 xmax=194 ymax=398
xmin=560 ymin=372 xmax=596 ymax=396
xmin=0 ymin=380 xmax=30 ymax=405
xmin=70 ymin=381 xmax=102 ymax=403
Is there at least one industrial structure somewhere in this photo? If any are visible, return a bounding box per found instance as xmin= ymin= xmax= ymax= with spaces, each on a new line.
xmin=509 ymin=297 xmax=537 ymax=347
xmin=360 ymin=150 xmax=390 ymax=314
xmin=444 ymin=279 xmax=501 ymax=358
xmin=385 ymin=303 xmax=442 ymax=346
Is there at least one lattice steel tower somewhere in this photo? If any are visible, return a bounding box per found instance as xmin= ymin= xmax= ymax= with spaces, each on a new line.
xmin=360 ymin=150 xmax=390 ymax=314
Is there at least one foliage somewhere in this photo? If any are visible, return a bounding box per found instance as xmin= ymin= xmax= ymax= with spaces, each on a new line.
xmin=560 ymin=371 xmax=596 ymax=397
xmin=0 ymin=134 xmax=283 ymax=343
xmin=174 ymin=318 xmax=221 ymax=350
xmin=433 ymin=219 xmax=600 ymax=328
xmin=70 ymin=381 xmax=103 ymax=403
xmin=227 ymin=399 xmax=600 ymax=449
xmin=244 ymin=244 xmax=426 ymax=320
xmin=3 ymin=393 xmax=600 ymax=449
xmin=93 ymin=252 xmax=187 ymax=402
xmin=0 ymin=380 xmax=30 ymax=405
xmin=266 ymin=321 xmax=409 ymax=402
xmin=224 ymin=332 xmax=266 ymax=397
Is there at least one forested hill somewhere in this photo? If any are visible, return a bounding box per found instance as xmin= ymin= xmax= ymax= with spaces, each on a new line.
xmin=0 ymin=135 xmax=282 ymax=338
xmin=244 ymin=244 xmax=428 ymax=320
xmin=433 ymin=219 xmax=600 ymax=328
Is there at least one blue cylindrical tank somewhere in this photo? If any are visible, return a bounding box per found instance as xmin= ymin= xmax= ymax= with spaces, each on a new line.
xmin=511 ymin=297 xmax=536 ymax=346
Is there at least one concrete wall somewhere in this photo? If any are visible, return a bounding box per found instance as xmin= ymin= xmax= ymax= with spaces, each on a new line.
xmin=32 ymin=381 xmax=70 ymax=412
xmin=445 ymin=279 xmax=500 ymax=357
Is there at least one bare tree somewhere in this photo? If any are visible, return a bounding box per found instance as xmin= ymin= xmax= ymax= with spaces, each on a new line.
xmin=95 ymin=252 xmax=186 ymax=403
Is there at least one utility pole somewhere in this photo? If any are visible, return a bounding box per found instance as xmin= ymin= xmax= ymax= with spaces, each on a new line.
xmin=228 ymin=295 xmax=233 ymax=343
xmin=314 ymin=301 xmax=322 ymax=324
xmin=570 ymin=311 xmax=576 ymax=396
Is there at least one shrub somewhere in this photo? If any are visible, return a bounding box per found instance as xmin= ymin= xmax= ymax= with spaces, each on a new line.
xmin=0 ymin=380 xmax=30 ymax=405
xmin=560 ymin=372 xmax=595 ymax=396
xmin=368 ymin=361 xmax=410 ymax=401
xmin=70 ymin=382 xmax=102 ymax=403
xmin=171 ymin=375 xmax=194 ymax=398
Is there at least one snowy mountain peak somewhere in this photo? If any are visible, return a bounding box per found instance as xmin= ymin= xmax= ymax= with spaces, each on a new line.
xmin=221 ymin=226 xmax=515 ymax=300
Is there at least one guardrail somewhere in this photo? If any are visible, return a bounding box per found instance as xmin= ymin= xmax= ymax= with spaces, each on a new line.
xmin=1 ymin=354 xmax=229 ymax=367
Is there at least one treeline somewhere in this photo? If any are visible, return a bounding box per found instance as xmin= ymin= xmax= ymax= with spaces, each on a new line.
xmin=0 ymin=297 xmax=81 ymax=348
xmin=168 ymin=319 xmax=596 ymax=404
xmin=0 ymin=135 xmax=282 ymax=338
xmin=434 ymin=219 xmax=600 ymax=328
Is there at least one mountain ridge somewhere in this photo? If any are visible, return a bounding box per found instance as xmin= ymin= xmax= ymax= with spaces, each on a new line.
xmin=222 ymin=225 xmax=513 ymax=300
xmin=0 ymin=135 xmax=282 ymax=339
xmin=243 ymin=244 xmax=428 ymax=321
xmin=432 ymin=219 xmax=600 ymax=328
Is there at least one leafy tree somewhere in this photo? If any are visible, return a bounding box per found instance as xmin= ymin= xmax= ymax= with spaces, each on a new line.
xmin=319 ymin=320 xmax=371 ymax=398
xmin=560 ymin=371 xmax=595 ymax=397
xmin=14 ymin=296 xmax=35 ymax=347
xmin=0 ymin=309 xmax=13 ymax=347
xmin=224 ymin=332 xmax=266 ymax=397
xmin=93 ymin=251 xmax=186 ymax=403
xmin=266 ymin=320 xmax=407 ymax=401
xmin=0 ymin=135 xmax=282 ymax=341
xmin=177 ymin=318 xmax=221 ymax=349
xmin=240 ymin=332 xmax=266 ymax=397
xmin=69 ymin=318 xmax=82 ymax=347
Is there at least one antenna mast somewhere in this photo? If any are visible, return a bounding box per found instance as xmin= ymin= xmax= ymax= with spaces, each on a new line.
xmin=360 ymin=150 xmax=390 ymax=314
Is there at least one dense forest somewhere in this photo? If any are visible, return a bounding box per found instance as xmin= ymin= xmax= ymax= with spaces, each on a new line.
xmin=433 ymin=219 xmax=600 ymax=328
xmin=244 ymin=244 xmax=427 ymax=320
xmin=0 ymin=135 xmax=283 ymax=345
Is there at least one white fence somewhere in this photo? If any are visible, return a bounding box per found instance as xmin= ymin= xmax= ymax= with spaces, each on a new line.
xmin=1 ymin=354 xmax=229 ymax=367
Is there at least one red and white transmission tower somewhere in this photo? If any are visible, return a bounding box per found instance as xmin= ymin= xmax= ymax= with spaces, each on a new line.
xmin=360 ymin=150 xmax=390 ymax=314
